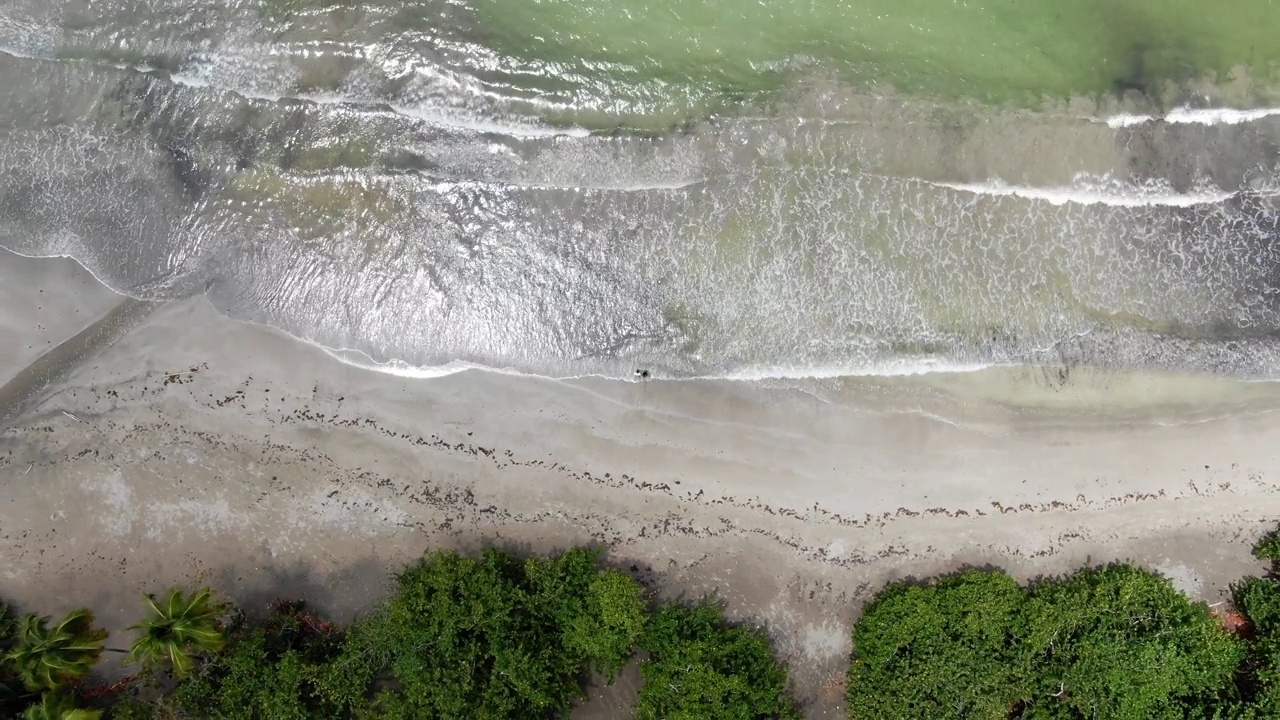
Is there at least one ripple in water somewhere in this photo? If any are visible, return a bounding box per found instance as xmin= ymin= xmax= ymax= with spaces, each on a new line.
xmin=0 ymin=0 xmax=1279 ymax=381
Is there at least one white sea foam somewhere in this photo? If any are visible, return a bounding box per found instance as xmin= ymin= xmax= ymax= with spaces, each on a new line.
xmin=1104 ymin=106 xmax=1280 ymax=128
xmin=707 ymin=359 xmax=993 ymax=381
xmin=420 ymin=176 xmax=705 ymax=194
xmin=0 ymin=43 xmax=49 ymax=61
xmin=0 ymin=42 xmax=591 ymax=140
xmin=167 ymin=49 xmax=592 ymax=139
xmin=0 ymin=13 xmax=57 ymax=60
xmin=931 ymin=177 xmax=1235 ymax=208
xmin=1104 ymin=114 xmax=1150 ymax=129
xmin=11 ymin=248 xmax=1280 ymax=389
xmin=168 ymin=67 xmax=590 ymax=139
xmin=389 ymin=103 xmax=590 ymax=139
xmin=318 ymin=342 xmax=994 ymax=383
xmin=319 ymin=348 xmax=525 ymax=380
xmin=0 ymin=244 xmax=149 ymax=303
xmin=169 ymin=68 xmax=273 ymax=100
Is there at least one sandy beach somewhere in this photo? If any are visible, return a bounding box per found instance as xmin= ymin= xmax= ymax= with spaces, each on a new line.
xmin=3 ymin=249 xmax=1280 ymax=716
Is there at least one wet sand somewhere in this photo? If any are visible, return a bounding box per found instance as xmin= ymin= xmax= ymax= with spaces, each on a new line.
xmin=2 ymin=251 xmax=1280 ymax=716
xmin=0 ymin=252 xmax=125 ymax=386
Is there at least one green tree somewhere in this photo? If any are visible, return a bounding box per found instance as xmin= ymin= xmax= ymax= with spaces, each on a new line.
xmin=637 ymin=599 xmax=797 ymax=720
xmin=1 ymin=601 xmax=34 ymax=716
xmin=1252 ymin=528 xmax=1280 ymax=569
xmin=845 ymin=564 xmax=1246 ymax=720
xmin=1231 ymin=575 xmax=1280 ymax=712
xmin=173 ymin=630 xmax=312 ymax=720
xmin=1228 ymin=521 xmax=1280 ymax=713
xmin=95 ymin=695 xmax=157 ymax=720
xmin=1236 ymin=576 xmax=1280 ymax=633
xmin=525 ymin=548 xmax=647 ymax=678
xmin=352 ymin=547 xmax=645 ymax=718
xmin=563 ymin=568 xmax=647 ymax=678
xmin=21 ymin=691 xmax=102 ymax=720
xmin=846 ymin=570 xmax=1026 ymax=719
xmin=1015 ymin=564 xmax=1242 ymax=719
xmin=127 ymin=587 xmax=225 ymax=678
xmin=6 ymin=610 xmax=106 ymax=691
xmin=169 ymin=600 xmax=365 ymax=719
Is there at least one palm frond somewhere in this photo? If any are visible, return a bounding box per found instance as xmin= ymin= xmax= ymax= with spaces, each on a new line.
xmin=5 ymin=612 xmax=106 ymax=691
xmin=21 ymin=691 xmax=103 ymax=720
xmin=127 ymin=588 xmax=226 ymax=677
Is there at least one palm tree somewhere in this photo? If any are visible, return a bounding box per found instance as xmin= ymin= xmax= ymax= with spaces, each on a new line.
xmin=22 ymin=691 xmax=102 ymax=720
xmin=127 ymin=588 xmax=225 ymax=678
xmin=6 ymin=610 xmax=106 ymax=691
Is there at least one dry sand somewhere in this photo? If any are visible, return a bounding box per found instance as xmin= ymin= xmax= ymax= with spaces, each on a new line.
xmin=2 ymin=249 xmax=1280 ymax=716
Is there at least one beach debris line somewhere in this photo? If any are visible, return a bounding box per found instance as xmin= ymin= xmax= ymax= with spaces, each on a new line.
xmin=163 ymin=363 xmax=208 ymax=386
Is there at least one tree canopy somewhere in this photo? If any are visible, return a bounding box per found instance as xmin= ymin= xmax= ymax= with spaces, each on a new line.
xmin=16 ymin=531 xmax=1280 ymax=719
xmin=352 ymin=547 xmax=648 ymax=717
xmin=1 ymin=602 xmax=31 ymax=717
xmin=20 ymin=691 xmax=102 ymax=720
xmin=1224 ymin=531 xmax=1280 ymax=716
xmin=1017 ymin=565 xmax=1242 ymax=719
xmin=168 ymin=599 xmax=358 ymax=719
xmin=848 ymin=569 xmax=1026 ymax=719
xmin=128 ymin=587 xmax=226 ymax=678
xmin=5 ymin=610 xmax=107 ymax=692
xmin=637 ymin=599 xmax=798 ymax=720
xmin=160 ymin=547 xmax=663 ymax=718
xmin=847 ymin=564 xmax=1247 ymax=719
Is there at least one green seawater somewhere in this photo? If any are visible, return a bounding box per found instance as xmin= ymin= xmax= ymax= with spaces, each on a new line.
xmin=467 ymin=0 xmax=1280 ymax=125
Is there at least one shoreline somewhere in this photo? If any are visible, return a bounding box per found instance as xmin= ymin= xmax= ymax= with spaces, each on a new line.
xmin=3 ymin=253 xmax=1280 ymax=714
xmin=20 ymin=246 xmax=1280 ymax=406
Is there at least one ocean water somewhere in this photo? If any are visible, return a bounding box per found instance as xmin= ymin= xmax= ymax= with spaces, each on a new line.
xmin=0 ymin=0 xmax=1278 ymax=381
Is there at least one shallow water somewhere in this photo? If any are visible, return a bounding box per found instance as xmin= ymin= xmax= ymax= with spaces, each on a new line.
xmin=0 ymin=1 xmax=1278 ymax=382
xmin=464 ymin=0 xmax=1280 ymax=125
xmin=9 ymin=0 xmax=1278 ymax=128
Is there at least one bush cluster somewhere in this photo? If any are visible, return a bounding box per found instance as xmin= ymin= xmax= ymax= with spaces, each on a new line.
xmin=8 ymin=526 xmax=1280 ymax=718
xmin=846 ymin=532 xmax=1280 ymax=719
xmin=0 ymin=548 xmax=793 ymax=719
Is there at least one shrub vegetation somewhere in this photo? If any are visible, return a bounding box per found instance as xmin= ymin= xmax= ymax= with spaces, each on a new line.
xmin=847 ymin=564 xmax=1254 ymax=719
xmin=0 ymin=547 xmax=795 ymax=718
xmin=13 ymin=527 xmax=1280 ymax=718
xmin=351 ymin=547 xmax=648 ymax=717
xmin=637 ymin=599 xmax=797 ymax=719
